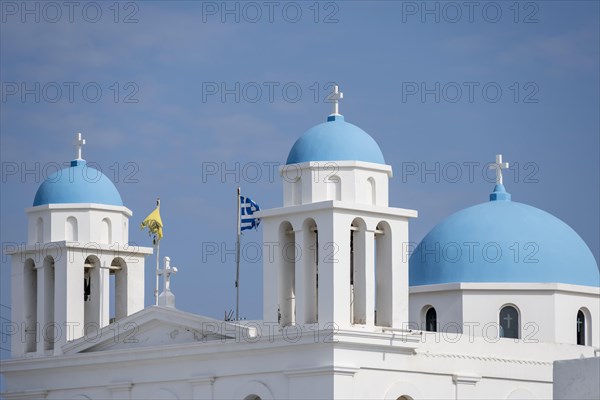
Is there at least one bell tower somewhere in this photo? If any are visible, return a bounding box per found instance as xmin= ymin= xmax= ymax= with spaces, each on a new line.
xmin=259 ymin=88 xmax=417 ymax=330
xmin=7 ymin=134 xmax=153 ymax=358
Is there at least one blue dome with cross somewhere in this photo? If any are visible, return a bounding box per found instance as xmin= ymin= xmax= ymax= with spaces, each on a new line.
xmin=286 ymin=115 xmax=385 ymax=165
xmin=286 ymin=86 xmax=385 ymax=165
xmin=409 ymin=183 xmax=599 ymax=287
xmin=33 ymin=134 xmax=123 ymax=207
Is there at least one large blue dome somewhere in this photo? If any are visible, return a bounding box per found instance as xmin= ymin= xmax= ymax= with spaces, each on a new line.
xmin=33 ymin=160 xmax=123 ymax=207
xmin=409 ymin=185 xmax=599 ymax=287
xmin=286 ymin=115 xmax=385 ymax=165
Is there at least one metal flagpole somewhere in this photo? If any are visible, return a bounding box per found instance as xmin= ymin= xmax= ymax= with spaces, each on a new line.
xmin=155 ymin=198 xmax=160 ymax=306
xmin=236 ymin=187 xmax=241 ymax=321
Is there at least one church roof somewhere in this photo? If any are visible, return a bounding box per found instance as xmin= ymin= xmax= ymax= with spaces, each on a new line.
xmin=285 ymin=114 xmax=385 ymax=165
xmin=409 ymin=184 xmax=600 ymax=287
xmin=33 ymin=159 xmax=123 ymax=207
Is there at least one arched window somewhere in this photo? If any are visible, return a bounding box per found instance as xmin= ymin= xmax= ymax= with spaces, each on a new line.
xmin=66 ymin=216 xmax=78 ymax=241
xmin=577 ymin=310 xmax=586 ymax=346
xmin=100 ymin=218 xmax=112 ymax=243
xmin=327 ymin=175 xmax=341 ymax=201
xmin=499 ymin=305 xmax=519 ymax=339
xmin=36 ymin=217 xmax=44 ymax=243
xmin=292 ymin=177 xmax=302 ymax=205
xmin=425 ymin=307 xmax=437 ymax=332
xmin=244 ymin=396 xmax=262 ymax=400
xmin=367 ymin=177 xmax=376 ymax=205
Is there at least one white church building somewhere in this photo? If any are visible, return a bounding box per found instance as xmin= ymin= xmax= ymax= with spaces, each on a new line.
xmin=2 ymin=90 xmax=599 ymax=399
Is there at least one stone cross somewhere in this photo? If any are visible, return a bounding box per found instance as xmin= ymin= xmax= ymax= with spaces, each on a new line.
xmin=158 ymin=256 xmax=177 ymax=293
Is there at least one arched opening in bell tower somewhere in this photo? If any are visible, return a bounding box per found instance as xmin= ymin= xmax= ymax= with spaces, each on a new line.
xmin=278 ymin=221 xmax=295 ymax=326
xmin=302 ymin=218 xmax=318 ymax=324
xmin=83 ymin=255 xmax=101 ymax=331
xmin=350 ymin=218 xmax=367 ymax=325
xmin=23 ymin=258 xmax=37 ymax=353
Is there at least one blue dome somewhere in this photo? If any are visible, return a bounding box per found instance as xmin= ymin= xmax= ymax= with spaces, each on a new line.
xmin=33 ymin=160 xmax=123 ymax=207
xmin=410 ymin=185 xmax=599 ymax=287
xmin=286 ymin=115 xmax=385 ymax=165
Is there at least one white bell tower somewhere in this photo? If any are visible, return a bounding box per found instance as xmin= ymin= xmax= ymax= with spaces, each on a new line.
xmin=259 ymin=88 xmax=417 ymax=330
xmin=6 ymin=134 xmax=153 ymax=358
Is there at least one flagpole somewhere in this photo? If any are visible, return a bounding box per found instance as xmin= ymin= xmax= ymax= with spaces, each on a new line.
xmin=155 ymin=198 xmax=160 ymax=306
xmin=236 ymin=187 xmax=241 ymax=321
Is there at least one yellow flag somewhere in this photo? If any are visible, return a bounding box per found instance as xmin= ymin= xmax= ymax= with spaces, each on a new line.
xmin=141 ymin=206 xmax=163 ymax=241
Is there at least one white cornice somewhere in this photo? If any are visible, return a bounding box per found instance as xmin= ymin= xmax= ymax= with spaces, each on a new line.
xmin=26 ymin=202 xmax=133 ymax=217
xmin=409 ymin=282 xmax=600 ymax=295
xmin=256 ymin=200 xmax=417 ymax=219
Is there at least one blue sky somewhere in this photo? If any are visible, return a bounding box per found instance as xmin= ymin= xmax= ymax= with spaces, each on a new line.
xmin=1 ymin=1 xmax=599 ymax=363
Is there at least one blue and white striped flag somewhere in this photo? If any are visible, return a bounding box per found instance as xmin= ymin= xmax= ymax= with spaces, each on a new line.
xmin=240 ymin=196 xmax=260 ymax=231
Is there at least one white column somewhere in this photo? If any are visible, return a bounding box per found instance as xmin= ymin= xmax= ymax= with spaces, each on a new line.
xmin=317 ymin=212 xmax=351 ymax=329
xmin=390 ymin=220 xmax=409 ymax=329
xmin=55 ymin=250 xmax=84 ymax=352
xmin=35 ymin=263 xmax=45 ymax=355
xmin=126 ymin=255 xmax=145 ymax=316
xmin=99 ymin=259 xmax=110 ymax=327
xmin=364 ymin=229 xmax=375 ymax=327
xmin=10 ymin=257 xmax=26 ymax=357
xmin=262 ymin=219 xmax=279 ymax=323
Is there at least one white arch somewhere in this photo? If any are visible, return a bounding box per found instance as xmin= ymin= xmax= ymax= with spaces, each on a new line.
xmin=234 ymin=381 xmax=274 ymax=400
xmin=384 ymin=381 xmax=422 ymax=400
xmin=499 ymin=303 xmax=521 ymax=339
xmin=506 ymin=388 xmax=537 ymax=399
xmin=578 ymin=307 xmax=592 ymax=346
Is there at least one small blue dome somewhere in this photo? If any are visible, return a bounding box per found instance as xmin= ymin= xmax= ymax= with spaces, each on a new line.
xmin=286 ymin=115 xmax=385 ymax=165
xmin=33 ymin=160 xmax=123 ymax=207
xmin=410 ymin=185 xmax=599 ymax=287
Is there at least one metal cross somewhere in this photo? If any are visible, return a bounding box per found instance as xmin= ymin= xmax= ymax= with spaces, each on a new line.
xmin=489 ymin=154 xmax=509 ymax=185
xmin=328 ymin=84 xmax=343 ymax=115
xmin=74 ymin=133 xmax=86 ymax=160
xmin=503 ymin=313 xmax=513 ymax=329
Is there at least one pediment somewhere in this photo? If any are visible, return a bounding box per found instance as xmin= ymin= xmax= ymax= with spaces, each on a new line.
xmin=62 ymin=306 xmax=256 ymax=354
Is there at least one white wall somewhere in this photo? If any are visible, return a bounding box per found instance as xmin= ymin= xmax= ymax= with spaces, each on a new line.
xmin=409 ymin=283 xmax=600 ymax=346
xmin=554 ymin=357 xmax=600 ymax=400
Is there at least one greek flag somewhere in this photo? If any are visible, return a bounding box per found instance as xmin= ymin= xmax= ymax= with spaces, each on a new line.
xmin=240 ymin=196 xmax=260 ymax=231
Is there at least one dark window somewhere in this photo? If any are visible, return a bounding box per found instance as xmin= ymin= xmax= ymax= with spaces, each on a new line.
xmin=499 ymin=306 xmax=519 ymax=339
xmin=577 ymin=310 xmax=586 ymax=346
xmin=425 ymin=307 xmax=437 ymax=332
